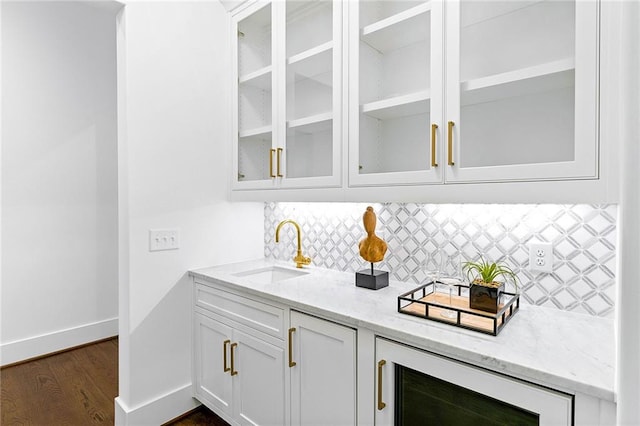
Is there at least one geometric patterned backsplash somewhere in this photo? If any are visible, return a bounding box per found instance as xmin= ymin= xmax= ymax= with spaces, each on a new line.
xmin=265 ymin=202 xmax=618 ymax=318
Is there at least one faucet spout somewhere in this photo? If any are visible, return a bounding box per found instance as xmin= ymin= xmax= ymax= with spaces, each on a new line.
xmin=275 ymin=220 xmax=311 ymax=268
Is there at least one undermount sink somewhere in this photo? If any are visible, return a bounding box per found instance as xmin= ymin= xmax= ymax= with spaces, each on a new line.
xmin=233 ymin=265 xmax=309 ymax=284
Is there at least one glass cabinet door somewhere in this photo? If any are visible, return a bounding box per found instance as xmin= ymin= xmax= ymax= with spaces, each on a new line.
xmin=445 ymin=0 xmax=598 ymax=183
xmin=281 ymin=0 xmax=342 ymax=188
xmin=349 ymin=0 xmax=443 ymax=186
xmin=233 ymin=2 xmax=276 ymax=189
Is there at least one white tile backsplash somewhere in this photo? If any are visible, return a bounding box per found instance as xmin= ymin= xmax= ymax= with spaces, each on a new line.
xmin=265 ymin=202 xmax=617 ymax=318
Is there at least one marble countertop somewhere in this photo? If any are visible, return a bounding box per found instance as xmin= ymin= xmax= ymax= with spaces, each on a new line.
xmin=190 ymin=258 xmax=615 ymax=402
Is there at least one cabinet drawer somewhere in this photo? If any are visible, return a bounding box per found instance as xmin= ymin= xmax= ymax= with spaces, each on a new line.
xmin=195 ymin=283 xmax=285 ymax=340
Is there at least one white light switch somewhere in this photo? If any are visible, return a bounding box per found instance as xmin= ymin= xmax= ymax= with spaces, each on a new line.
xmin=529 ymin=242 xmax=553 ymax=273
xmin=149 ymin=228 xmax=180 ymax=252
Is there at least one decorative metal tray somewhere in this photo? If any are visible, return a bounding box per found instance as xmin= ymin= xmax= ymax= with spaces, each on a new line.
xmin=397 ymin=282 xmax=520 ymax=336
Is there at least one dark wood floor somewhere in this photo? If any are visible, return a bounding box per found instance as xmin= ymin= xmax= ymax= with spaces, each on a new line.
xmin=1 ymin=338 xmax=228 ymax=426
xmin=1 ymin=338 xmax=119 ymax=425
xmin=166 ymin=405 xmax=229 ymax=426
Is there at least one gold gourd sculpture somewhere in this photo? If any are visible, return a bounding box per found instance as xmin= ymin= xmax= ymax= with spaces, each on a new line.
xmin=359 ymin=206 xmax=387 ymax=263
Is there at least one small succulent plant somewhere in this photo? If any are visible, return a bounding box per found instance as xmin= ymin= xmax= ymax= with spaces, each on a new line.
xmin=462 ymin=257 xmax=519 ymax=292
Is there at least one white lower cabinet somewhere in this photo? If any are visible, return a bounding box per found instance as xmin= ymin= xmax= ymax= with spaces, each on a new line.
xmin=193 ymin=282 xmax=287 ymax=426
xmin=289 ymin=311 xmax=357 ymax=426
xmin=233 ymin=328 xmax=285 ymax=426
xmin=193 ymin=283 xmax=357 ymax=426
xmin=194 ymin=313 xmax=233 ymax=417
xmin=194 ymin=313 xmax=285 ymax=426
xmin=375 ymin=337 xmax=573 ymax=426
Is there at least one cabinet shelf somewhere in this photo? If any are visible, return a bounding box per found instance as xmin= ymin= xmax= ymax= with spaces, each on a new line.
xmin=361 ymin=90 xmax=431 ymax=120
xmin=239 ymin=66 xmax=272 ymax=90
xmin=287 ymin=41 xmax=333 ymax=85
xmin=361 ymin=2 xmax=431 ymax=53
xmin=287 ymin=111 xmax=332 ymax=135
xmin=239 ymin=125 xmax=272 ymax=139
xmin=460 ymin=1 xmax=540 ymax=29
xmin=461 ymin=58 xmax=575 ymax=106
xmin=288 ymin=41 xmax=332 ymax=66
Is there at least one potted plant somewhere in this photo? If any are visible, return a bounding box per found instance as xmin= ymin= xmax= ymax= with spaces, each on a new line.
xmin=462 ymin=257 xmax=519 ymax=314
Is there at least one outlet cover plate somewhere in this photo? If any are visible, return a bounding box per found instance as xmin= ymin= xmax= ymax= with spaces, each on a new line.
xmin=529 ymin=242 xmax=553 ymax=273
xmin=149 ymin=228 xmax=180 ymax=251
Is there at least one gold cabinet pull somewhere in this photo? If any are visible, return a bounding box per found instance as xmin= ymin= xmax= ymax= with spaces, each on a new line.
xmin=431 ymin=123 xmax=438 ymax=167
xmin=276 ymin=148 xmax=283 ymax=177
xmin=269 ymin=149 xmax=276 ymax=178
xmin=230 ymin=342 xmax=238 ymax=376
xmin=447 ymin=121 xmax=455 ymax=166
xmin=223 ymin=339 xmax=231 ymax=373
xmin=288 ymin=327 xmax=297 ymax=368
xmin=377 ymin=359 xmax=386 ymax=410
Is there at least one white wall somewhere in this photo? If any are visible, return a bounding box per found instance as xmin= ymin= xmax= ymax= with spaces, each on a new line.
xmin=114 ymin=2 xmax=263 ymax=424
xmin=1 ymin=1 xmax=119 ymax=365
xmin=616 ymin=0 xmax=640 ymax=423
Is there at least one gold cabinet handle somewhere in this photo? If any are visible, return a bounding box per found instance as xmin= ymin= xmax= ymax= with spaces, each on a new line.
xmin=269 ymin=149 xmax=276 ymax=178
xmin=230 ymin=342 xmax=238 ymax=376
xmin=447 ymin=121 xmax=455 ymax=166
xmin=377 ymin=359 xmax=386 ymax=410
xmin=223 ymin=339 xmax=231 ymax=373
xmin=431 ymin=123 xmax=438 ymax=167
xmin=288 ymin=327 xmax=297 ymax=368
xmin=276 ymin=148 xmax=283 ymax=178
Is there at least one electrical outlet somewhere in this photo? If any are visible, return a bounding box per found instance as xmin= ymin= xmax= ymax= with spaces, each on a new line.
xmin=529 ymin=242 xmax=553 ymax=273
xmin=149 ymin=228 xmax=180 ymax=252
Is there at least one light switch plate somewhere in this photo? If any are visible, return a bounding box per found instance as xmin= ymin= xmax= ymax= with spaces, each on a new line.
xmin=529 ymin=242 xmax=553 ymax=273
xmin=149 ymin=228 xmax=180 ymax=251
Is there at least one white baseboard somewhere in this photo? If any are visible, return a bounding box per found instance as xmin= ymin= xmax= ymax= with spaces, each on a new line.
xmin=115 ymin=384 xmax=200 ymax=426
xmin=0 ymin=317 xmax=118 ymax=366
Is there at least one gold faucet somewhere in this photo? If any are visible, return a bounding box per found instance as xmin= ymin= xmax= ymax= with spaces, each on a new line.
xmin=275 ymin=220 xmax=311 ymax=268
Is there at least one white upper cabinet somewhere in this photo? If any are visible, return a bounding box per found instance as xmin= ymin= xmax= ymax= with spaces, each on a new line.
xmin=349 ymin=1 xmax=444 ymax=186
xmin=233 ymin=2 xmax=275 ymax=189
xmin=348 ymin=0 xmax=599 ymax=187
xmin=230 ymin=0 xmax=609 ymax=202
xmin=445 ymin=0 xmax=599 ymax=183
xmin=232 ymin=0 xmax=342 ymax=191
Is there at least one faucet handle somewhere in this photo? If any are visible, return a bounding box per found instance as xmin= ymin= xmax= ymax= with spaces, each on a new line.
xmin=293 ymin=252 xmax=311 ymax=268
